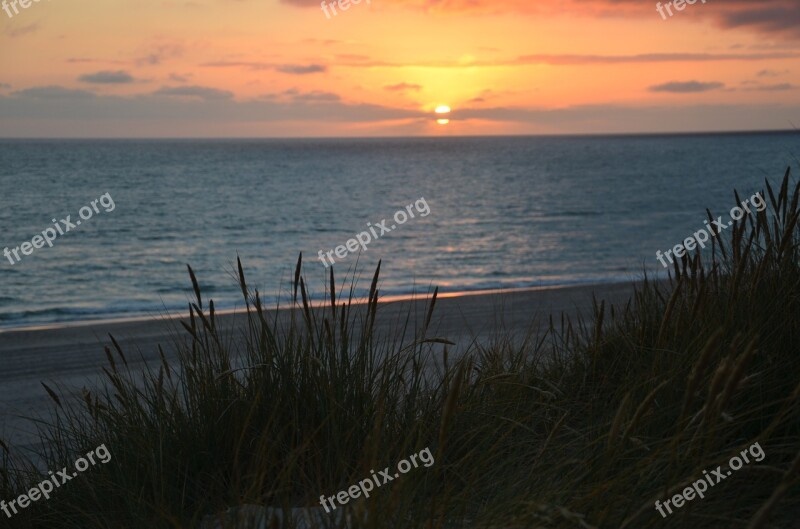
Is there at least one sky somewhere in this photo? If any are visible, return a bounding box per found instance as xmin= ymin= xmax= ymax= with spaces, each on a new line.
xmin=0 ymin=0 xmax=799 ymax=137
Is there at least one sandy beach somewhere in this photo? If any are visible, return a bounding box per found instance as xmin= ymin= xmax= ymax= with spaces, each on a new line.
xmin=0 ymin=281 xmax=638 ymax=451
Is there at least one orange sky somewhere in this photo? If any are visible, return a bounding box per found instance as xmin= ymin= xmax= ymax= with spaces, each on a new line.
xmin=1 ymin=0 xmax=799 ymax=136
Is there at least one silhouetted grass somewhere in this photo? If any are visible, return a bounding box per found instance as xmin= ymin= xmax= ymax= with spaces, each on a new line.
xmin=1 ymin=168 xmax=798 ymax=529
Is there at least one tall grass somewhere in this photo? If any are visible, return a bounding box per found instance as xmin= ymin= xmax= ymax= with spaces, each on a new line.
xmin=1 ymin=169 xmax=799 ymax=529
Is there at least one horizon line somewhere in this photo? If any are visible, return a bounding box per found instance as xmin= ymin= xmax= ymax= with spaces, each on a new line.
xmin=0 ymin=128 xmax=798 ymax=141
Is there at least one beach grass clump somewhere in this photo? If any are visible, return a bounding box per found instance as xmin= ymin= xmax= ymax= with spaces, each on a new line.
xmin=0 ymin=168 xmax=798 ymax=529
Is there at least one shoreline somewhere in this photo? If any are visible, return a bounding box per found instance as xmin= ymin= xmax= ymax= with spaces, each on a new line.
xmin=0 ymin=276 xmax=649 ymax=334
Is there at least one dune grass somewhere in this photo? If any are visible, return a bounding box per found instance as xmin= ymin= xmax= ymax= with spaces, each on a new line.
xmin=1 ymin=168 xmax=799 ymax=529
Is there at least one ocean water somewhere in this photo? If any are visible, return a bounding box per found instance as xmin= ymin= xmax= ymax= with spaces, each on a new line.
xmin=0 ymin=133 xmax=797 ymax=328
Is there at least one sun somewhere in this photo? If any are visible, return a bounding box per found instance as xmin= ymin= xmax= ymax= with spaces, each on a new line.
xmin=434 ymin=105 xmax=451 ymax=125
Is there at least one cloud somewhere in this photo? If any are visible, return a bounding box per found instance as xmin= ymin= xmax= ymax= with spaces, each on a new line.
xmin=201 ymin=61 xmax=329 ymax=74
xmin=66 ymin=57 xmax=129 ymax=66
xmin=0 ymin=83 xmax=10 ymax=90
xmin=152 ymin=85 xmax=234 ymax=100
xmin=136 ymin=41 xmax=184 ymax=66
xmin=0 ymin=86 xmax=419 ymax=122
xmin=332 ymin=51 xmax=800 ymax=70
xmin=384 ymin=83 xmax=423 ymax=92
xmin=714 ymin=2 xmax=800 ymax=36
xmin=649 ymin=81 xmax=725 ymax=93
xmin=169 ymin=73 xmax=191 ymax=82
xmin=202 ymin=51 xmax=800 ymax=77
xmin=450 ymin=103 xmax=800 ymax=134
xmin=276 ymin=64 xmax=327 ymax=75
xmin=511 ymin=52 xmax=800 ymax=66
xmin=468 ymin=89 xmax=499 ymax=103
xmin=580 ymin=0 xmax=800 ymax=38
xmin=3 ymin=22 xmax=40 ymax=38
xmin=278 ymin=0 xmax=800 ymax=38
xmin=201 ymin=61 xmax=273 ymax=71
xmin=746 ymin=83 xmax=798 ymax=91
xmin=757 ymin=69 xmax=789 ymax=77
xmin=291 ymin=90 xmax=340 ymax=102
xmin=2 ymin=87 xmax=798 ymax=136
xmin=11 ymin=86 xmax=96 ymax=99
xmin=261 ymin=89 xmax=341 ymax=102
xmin=78 ymin=71 xmax=136 ymax=84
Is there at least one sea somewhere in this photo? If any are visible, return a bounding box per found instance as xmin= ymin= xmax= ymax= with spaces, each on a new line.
xmin=0 ymin=132 xmax=797 ymax=328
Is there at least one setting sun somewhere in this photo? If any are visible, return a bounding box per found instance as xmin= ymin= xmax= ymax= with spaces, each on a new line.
xmin=435 ymin=105 xmax=451 ymax=125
